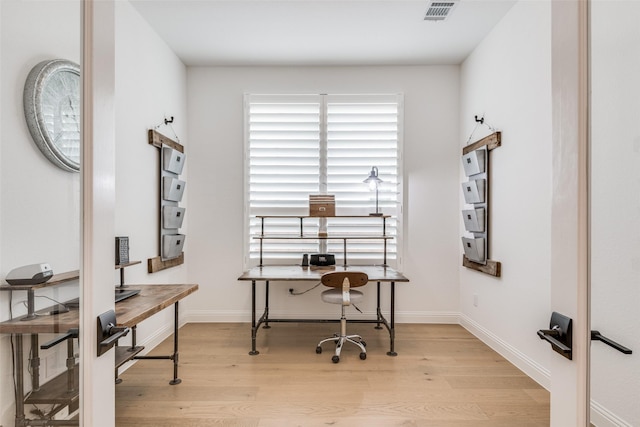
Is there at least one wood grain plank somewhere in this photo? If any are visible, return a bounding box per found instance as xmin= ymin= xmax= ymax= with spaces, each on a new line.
xmin=115 ymin=323 xmax=549 ymax=426
xmin=462 ymin=131 xmax=502 ymax=155
xmin=148 ymin=129 xmax=183 ymax=152
xmin=462 ymin=255 xmax=501 ymax=277
xmin=115 ymin=284 xmax=198 ymax=327
xmin=148 ymin=253 xmax=185 ymax=273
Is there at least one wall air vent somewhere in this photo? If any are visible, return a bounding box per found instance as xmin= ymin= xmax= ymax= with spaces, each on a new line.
xmin=424 ymin=1 xmax=459 ymax=21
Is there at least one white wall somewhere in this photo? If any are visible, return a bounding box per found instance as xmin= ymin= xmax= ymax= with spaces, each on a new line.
xmin=590 ymin=1 xmax=640 ymax=425
xmin=185 ymin=66 xmax=461 ymax=323
xmin=459 ymin=0 xmax=552 ymax=387
xmin=0 ymin=2 xmax=80 ymax=425
xmin=114 ymin=0 xmax=190 ymax=353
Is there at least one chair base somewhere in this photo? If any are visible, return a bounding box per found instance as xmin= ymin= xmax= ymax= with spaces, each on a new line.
xmin=316 ymin=333 xmax=367 ymax=363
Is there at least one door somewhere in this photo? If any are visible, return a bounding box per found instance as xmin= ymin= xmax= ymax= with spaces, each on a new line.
xmin=589 ymin=1 xmax=640 ymax=425
xmin=0 ymin=1 xmax=82 ymax=426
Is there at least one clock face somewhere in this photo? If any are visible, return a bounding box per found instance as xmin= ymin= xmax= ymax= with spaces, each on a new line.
xmin=24 ymin=59 xmax=81 ymax=172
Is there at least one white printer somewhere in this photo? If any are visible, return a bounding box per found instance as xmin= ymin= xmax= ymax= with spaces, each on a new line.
xmin=5 ymin=263 xmax=54 ymax=285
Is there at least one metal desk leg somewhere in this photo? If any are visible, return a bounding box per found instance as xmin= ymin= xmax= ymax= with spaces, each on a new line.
xmin=30 ymin=334 xmax=40 ymax=391
xmin=249 ymin=280 xmax=259 ymax=355
xmin=133 ymin=302 xmax=182 ymax=384
xmin=14 ymin=334 xmax=26 ymax=427
xmin=375 ymin=282 xmax=383 ymax=329
xmin=66 ymin=336 xmax=77 ymax=392
xmin=169 ymin=301 xmax=181 ymax=385
xmin=387 ymin=281 xmax=397 ymax=356
xmin=263 ymin=280 xmax=271 ymax=329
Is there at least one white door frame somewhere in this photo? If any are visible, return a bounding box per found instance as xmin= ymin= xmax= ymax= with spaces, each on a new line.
xmin=549 ymin=0 xmax=589 ymax=425
xmin=81 ymin=1 xmax=117 ymax=426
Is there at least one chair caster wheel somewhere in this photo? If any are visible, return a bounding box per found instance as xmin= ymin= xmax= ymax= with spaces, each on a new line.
xmin=316 ymin=346 xmax=322 ymax=354
xmin=360 ymin=352 xmax=367 ymax=360
xmin=332 ymin=355 xmax=340 ymax=363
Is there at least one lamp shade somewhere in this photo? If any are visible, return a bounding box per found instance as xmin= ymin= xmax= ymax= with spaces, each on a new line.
xmin=363 ymin=166 xmax=383 ymax=190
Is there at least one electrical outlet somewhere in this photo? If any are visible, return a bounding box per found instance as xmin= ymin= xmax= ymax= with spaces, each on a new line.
xmin=473 ymin=294 xmax=479 ymax=307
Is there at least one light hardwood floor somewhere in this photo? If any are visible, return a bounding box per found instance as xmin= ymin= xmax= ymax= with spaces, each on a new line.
xmin=115 ymin=322 xmax=549 ymax=426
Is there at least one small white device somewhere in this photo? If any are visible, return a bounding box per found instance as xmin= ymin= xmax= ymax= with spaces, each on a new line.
xmin=5 ymin=263 xmax=53 ymax=285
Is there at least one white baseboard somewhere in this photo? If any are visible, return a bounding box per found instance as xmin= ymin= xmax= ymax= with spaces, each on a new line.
xmin=590 ymin=400 xmax=632 ymax=427
xmin=459 ymin=313 xmax=551 ymax=390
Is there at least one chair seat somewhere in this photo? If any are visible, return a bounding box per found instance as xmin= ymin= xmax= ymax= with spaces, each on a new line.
xmin=321 ymin=288 xmax=364 ymax=304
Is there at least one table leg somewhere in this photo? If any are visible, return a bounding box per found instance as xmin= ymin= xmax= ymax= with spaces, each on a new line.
xmin=14 ymin=334 xmax=26 ymax=427
xmin=30 ymin=334 xmax=40 ymax=391
xmin=375 ymin=282 xmax=383 ymax=329
xmin=169 ymin=301 xmax=181 ymax=385
xmin=263 ymin=280 xmax=271 ymax=329
xmin=387 ymin=281 xmax=397 ymax=356
xmin=133 ymin=302 xmax=183 ymax=384
xmin=387 ymin=282 xmax=398 ymax=356
xmin=249 ymin=280 xmax=259 ymax=355
xmin=66 ymin=337 xmax=76 ymax=391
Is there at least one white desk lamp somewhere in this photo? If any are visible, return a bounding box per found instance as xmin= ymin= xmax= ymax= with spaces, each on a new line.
xmin=363 ymin=166 xmax=383 ymax=216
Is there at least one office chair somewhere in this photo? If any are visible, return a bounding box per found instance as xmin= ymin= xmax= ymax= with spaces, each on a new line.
xmin=315 ymin=271 xmax=369 ymax=363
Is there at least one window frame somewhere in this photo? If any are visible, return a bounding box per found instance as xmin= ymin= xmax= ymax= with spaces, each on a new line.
xmin=243 ymin=93 xmax=404 ymax=270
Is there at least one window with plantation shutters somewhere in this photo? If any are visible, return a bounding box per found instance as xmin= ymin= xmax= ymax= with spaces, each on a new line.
xmin=245 ymin=93 xmax=403 ymax=267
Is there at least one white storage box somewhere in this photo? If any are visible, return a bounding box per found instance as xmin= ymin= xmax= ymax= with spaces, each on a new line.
xmin=461 ymin=149 xmax=486 ymax=176
xmin=163 ymin=147 xmax=186 ymax=175
xmin=163 ymin=177 xmax=186 ymax=202
xmin=462 ymin=208 xmax=485 ymax=233
xmin=461 ymin=237 xmax=486 ymax=264
xmin=162 ymin=234 xmax=185 ymax=260
xmin=163 ymin=206 xmax=186 ymax=229
xmin=461 ymin=179 xmax=485 ymax=204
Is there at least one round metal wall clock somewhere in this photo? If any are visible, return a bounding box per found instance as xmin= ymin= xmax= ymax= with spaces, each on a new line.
xmin=23 ymin=59 xmax=81 ymax=172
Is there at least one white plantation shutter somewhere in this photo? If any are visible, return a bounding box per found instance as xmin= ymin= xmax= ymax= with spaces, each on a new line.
xmin=325 ymin=95 xmax=400 ymax=260
xmin=245 ymin=93 xmax=403 ymax=265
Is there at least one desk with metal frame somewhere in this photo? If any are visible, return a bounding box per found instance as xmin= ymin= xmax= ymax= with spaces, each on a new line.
xmin=0 ymin=283 xmax=198 ymax=427
xmin=237 ymin=265 xmax=409 ymax=356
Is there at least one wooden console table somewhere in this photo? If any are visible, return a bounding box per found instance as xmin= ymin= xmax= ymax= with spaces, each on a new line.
xmin=0 ymin=283 xmax=198 ymax=427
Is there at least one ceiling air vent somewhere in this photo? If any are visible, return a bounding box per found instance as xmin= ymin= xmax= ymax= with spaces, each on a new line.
xmin=424 ymin=1 xmax=459 ymax=21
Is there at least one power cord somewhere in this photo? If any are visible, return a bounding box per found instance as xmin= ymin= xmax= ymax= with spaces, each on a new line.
xmin=288 ymin=283 xmax=364 ymax=313
xmin=288 ymin=281 xmax=322 ymax=296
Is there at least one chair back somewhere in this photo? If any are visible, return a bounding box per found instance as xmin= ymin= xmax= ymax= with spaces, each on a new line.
xmin=321 ymin=271 xmax=369 ymax=289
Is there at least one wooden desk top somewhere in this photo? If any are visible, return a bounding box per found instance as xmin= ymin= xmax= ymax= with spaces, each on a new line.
xmin=0 ymin=284 xmax=198 ymax=334
xmin=238 ymin=265 xmax=409 ymax=283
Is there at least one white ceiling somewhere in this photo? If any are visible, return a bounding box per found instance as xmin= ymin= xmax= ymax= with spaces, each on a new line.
xmin=130 ymin=0 xmax=516 ymax=67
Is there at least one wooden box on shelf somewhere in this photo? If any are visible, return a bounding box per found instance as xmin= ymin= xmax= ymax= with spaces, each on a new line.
xmin=309 ymin=194 xmax=335 ymax=217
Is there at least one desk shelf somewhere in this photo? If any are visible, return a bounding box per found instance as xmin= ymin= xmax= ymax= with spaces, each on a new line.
xmin=116 ymin=260 xmax=142 ymax=270
xmin=253 ymin=235 xmax=393 ymax=240
xmin=115 ymin=345 xmax=145 ymax=369
xmin=0 ymin=270 xmax=79 ymax=292
xmin=0 ymin=270 xmax=79 ymax=321
xmin=254 ymin=215 xmax=392 ymax=267
xmin=24 ymin=364 xmax=79 ymax=405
